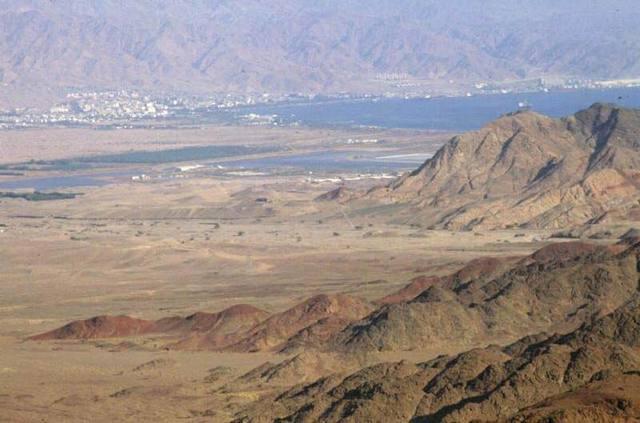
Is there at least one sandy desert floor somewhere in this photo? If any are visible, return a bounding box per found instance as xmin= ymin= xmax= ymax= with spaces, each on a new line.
xmin=0 ymin=126 xmax=572 ymax=422
xmin=0 ymin=125 xmax=441 ymax=165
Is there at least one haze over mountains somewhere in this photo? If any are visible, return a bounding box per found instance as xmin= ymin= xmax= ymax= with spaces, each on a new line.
xmin=1 ymin=0 xmax=640 ymax=106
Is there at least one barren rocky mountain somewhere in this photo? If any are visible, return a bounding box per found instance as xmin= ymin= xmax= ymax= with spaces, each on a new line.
xmin=1 ymin=1 xmax=640 ymax=105
xmin=234 ymin=292 xmax=640 ymax=422
xmin=330 ymin=240 xmax=638 ymax=353
xmin=26 ymin=237 xmax=640 ymax=421
xmin=333 ymin=103 xmax=640 ymax=230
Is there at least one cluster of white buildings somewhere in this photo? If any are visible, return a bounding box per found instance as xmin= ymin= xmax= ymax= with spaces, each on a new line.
xmin=0 ymin=90 xmax=301 ymax=128
xmin=240 ymin=113 xmax=281 ymax=126
xmin=345 ymin=138 xmax=379 ymax=145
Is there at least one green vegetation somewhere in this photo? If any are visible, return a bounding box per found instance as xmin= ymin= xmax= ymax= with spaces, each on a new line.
xmin=0 ymin=191 xmax=79 ymax=201
xmin=3 ymin=145 xmax=280 ymax=172
xmin=75 ymin=145 xmax=277 ymax=165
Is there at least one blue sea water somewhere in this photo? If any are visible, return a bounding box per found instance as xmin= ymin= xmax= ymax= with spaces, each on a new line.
xmin=4 ymin=87 xmax=640 ymax=190
xmin=235 ymin=87 xmax=640 ymax=131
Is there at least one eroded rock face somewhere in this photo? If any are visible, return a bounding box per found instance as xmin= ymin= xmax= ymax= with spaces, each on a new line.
xmin=338 ymin=104 xmax=640 ymax=230
xmin=331 ymin=241 xmax=639 ymax=353
xmin=224 ymin=294 xmax=375 ymax=353
xmin=235 ymin=295 xmax=640 ymax=423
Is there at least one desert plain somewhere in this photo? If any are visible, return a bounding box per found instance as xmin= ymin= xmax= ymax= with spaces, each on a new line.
xmin=0 ymin=124 xmax=565 ymax=422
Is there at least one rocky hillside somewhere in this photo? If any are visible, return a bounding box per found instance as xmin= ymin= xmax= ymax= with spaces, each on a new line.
xmin=234 ymin=294 xmax=640 ymax=422
xmin=338 ymin=104 xmax=640 ymax=230
xmin=159 ymin=304 xmax=271 ymax=351
xmin=330 ymin=241 xmax=637 ymax=353
xmin=223 ymin=294 xmax=374 ymax=353
xmin=30 ymin=240 xmax=640 ymax=420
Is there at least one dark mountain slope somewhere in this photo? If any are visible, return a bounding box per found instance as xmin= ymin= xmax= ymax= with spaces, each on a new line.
xmin=235 ymin=294 xmax=640 ymax=422
xmin=331 ymin=241 xmax=639 ymax=352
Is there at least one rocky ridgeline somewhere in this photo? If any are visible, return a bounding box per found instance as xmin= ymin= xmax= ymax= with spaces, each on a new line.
xmin=325 ymin=104 xmax=640 ymax=230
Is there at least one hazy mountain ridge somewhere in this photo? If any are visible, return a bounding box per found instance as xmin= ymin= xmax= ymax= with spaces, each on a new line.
xmin=1 ymin=0 xmax=640 ymax=105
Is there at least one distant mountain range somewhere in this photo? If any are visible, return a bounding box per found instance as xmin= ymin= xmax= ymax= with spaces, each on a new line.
xmin=1 ymin=1 xmax=640 ymax=106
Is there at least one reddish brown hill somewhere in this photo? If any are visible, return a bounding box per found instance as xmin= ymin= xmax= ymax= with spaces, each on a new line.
xmin=452 ymin=256 xmax=517 ymax=281
xmin=165 ymin=305 xmax=270 ymax=351
xmin=377 ymin=256 xmax=518 ymax=306
xmin=525 ymin=241 xmax=603 ymax=264
xmin=377 ymin=276 xmax=442 ymax=305
xmin=29 ymin=315 xmax=155 ymax=340
xmin=225 ymin=294 xmax=374 ymax=353
xmin=279 ymin=316 xmax=356 ymax=354
xmin=379 ymin=255 xmax=520 ymax=306
xmin=28 ymin=304 xmax=270 ymax=346
xmin=155 ymin=304 xmax=269 ymax=334
xmin=28 ymin=296 xmax=371 ymax=353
